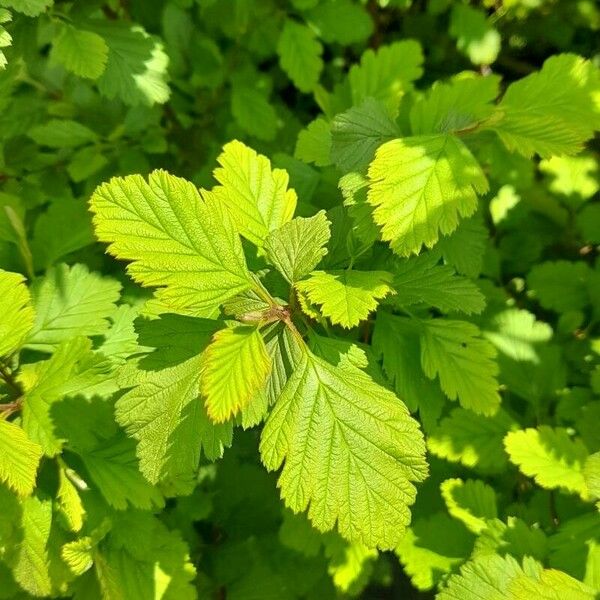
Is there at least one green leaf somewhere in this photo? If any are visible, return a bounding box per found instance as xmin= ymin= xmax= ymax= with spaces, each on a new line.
xmin=504 ymin=427 xmax=590 ymax=498
xmin=449 ymin=4 xmax=501 ymax=65
xmin=201 ymin=326 xmax=272 ymax=423
xmin=540 ymin=155 xmax=599 ymax=201
xmin=0 ymin=421 xmax=42 ymax=497
xmin=434 ymin=215 xmax=488 ymax=278
xmin=491 ymin=54 xmax=600 ymax=158
xmin=441 ymin=478 xmax=498 ymax=534
xmin=296 ymin=270 xmax=394 ymax=328
xmin=306 ymin=0 xmax=373 ymax=44
xmin=116 ymin=356 xmax=232 ymax=493
xmin=584 ymin=453 xmax=600 ymax=500
xmin=79 ymin=435 xmax=163 ymax=510
xmin=22 ymin=337 xmax=115 ymax=456
xmin=0 ymin=269 xmax=34 ymax=357
xmin=427 ymin=407 xmax=516 ymax=472
xmin=11 ymin=495 xmax=52 ymax=597
xmin=437 ymin=554 xmax=542 ymax=600
xmin=410 ymin=75 xmax=500 ymax=135
xmin=27 ymin=264 xmax=120 ymax=353
xmin=527 ymin=261 xmax=592 ymax=313
xmin=509 ymin=569 xmax=596 ymax=600
xmin=474 ymin=517 xmax=548 ymax=563
xmin=349 ymin=40 xmax=424 ymax=111
xmin=330 ymin=98 xmax=399 ymax=172
xmin=295 ymin=117 xmax=332 ymax=167
xmin=90 ymin=169 xmax=252 ymax=318
xmin=263 ymin=211 xmax=330 ymax=285
xmin=31 ymin=199 xmax=95 ymax=270
xmin=211 ymin=140 xmax=297 ymax=247
xmin=277 ymin=19 xmax=323 ymax=93
xmin=94 ymin=22 xmax=170 ymax=106
xmin=372 ymin=312 xmax=445 ymax=419
xmin=0 ymin=0 xmax=51 ymax=16
xmin=390 ymin=254 xmax=485 ymax=315
xmin=230 ymin=83 xmax=279 ymax=141
xmin=420 ymin=319 xmax=500 ymax=415
xmin=396 ymin=512 xmax=474 ymax=591
xmin=482 ymin=309 xmax=553 ymax=362
xmin=92 ymin=512 xmax=196 ymax=600
xmin=367 ymin=134 xmax=488 ymax=256
xmin=50 ymin=24 xmax=108 ymax=79
xmin=134 ymin=312 xmax=220 ymax=370
xmin=57 ymin=466 xmax=84 ymax=532
xmin=260 ymin=349 xmax=428 ymax=550
xmin=0 ymin=9 xmax=11 ymax=70
xmin=28 ymin=119 xmax=97 ymax=148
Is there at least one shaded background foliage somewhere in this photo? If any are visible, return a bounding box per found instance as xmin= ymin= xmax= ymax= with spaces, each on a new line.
xmin=0 ymin=0 xmax=599 ymax=598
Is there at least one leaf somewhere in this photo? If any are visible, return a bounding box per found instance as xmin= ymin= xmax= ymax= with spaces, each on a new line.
xmin=94 ymin=22 xmax=170 ymax=106
xmin=584 ymin=453 xmax=600 ymax=500
xmin=0 ymin=269 xmax=34 ymax=357
xmin=296 ymin=270 xmax=394 ymax=328
xmin=509 ymin=569 xmax=596 ymax=600
xmin=263 ymin=211 xmax=331 ymax=284
xmin=349 ymin=40 xmax=424 ymax=111
xmin=92 ymin=512 xmax=196 ymax=600
xmin=306 ymin=0 xmax=373 ymax=44
xmin=435 ymin=215 xmax=488 ymax=278
xmin=31 ymin=199 xmax=95 ymax=269
xmin=491 ymin=54 xmax=600 ymax=158
xmin=540 ymin=155 xmax=599 ymax=201
xmin=260 ymin=349 xmax=428 ymax=550
xmin=295 ymin=117 xmax=332 ymax=167
xmin=427 ymin=407 xmax=516 ymax=472
xmin=22 ymin=337 xmax=115 ymax=456
xmin=28 ymin=119 xmax=97 ymax=148
xmin=57 ymin=466 xmax=84 ymax=532
xmin=0 ymin=9 xmax=11 ymax=70
xmin=116 ymin=356 xmax=232 ymax=493
xmin=134 ymin=312 xmax=220 ymax=370
xmin=390 ymin=254 xmax=485 ymax=315
xmin=441 ymin=478 xmax=498 ymax=534
xmin=277 ymin=19 xmax=323 ymax=93
xmin=504 ymin=427 xmax=590 ymax=498
xmin=201 ymin=326 xmax=272 ymax=423
xmin=99 ymin=305 xmax=142 ymax=366
xmin=211 ymin=140 xmax=297 ymax=247
xmin=90 ymin=169 xmax=252 ymax=318
xmin=27 ymin=263 xmax=121 ymax=353
xmin=0 ymin=0 xmax=51 ymax=16
xmin=410 ymin=75 xmax=500 ymax=135
xmin=367 ymin=134 xmax=488 ymax=256
xmin=421 ymin=318 xmax=500 ymax=415
xmin=12 ymin=495 xmax=52 ymax=597
xmin=482 ymin=309 xmax=553 ymax=363
xmin=372 ymin=312 xmax=445 ymax=419
xmin=79 ymin=435 xmax=164 ymax=510
xmin=474 ymin=517 xmax=548 ymax=563
xmin=396 ymin=512 xmax=474 ymax=591
xmin=449 ymin=4 xmax=501 ymax=65
xmin=0 ymin=421 xmax=42 ymax=497
xmin=437 ymin=554 xmax=542 ymax=600
xmin=330 ymin=98 xmax=400 ymax=172
xmin=527 ymin=261 xmax=592 ymax=313
xmin=50 ymin=24 xmax=108 ymax=79
xmin=230 ymin=83 xmax=279 ymax=141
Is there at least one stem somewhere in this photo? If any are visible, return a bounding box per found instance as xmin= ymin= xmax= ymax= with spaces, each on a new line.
xmin=251 ymin=277 xmax=277 ymax=308
xmin=0 ymin=363 xmax=21 ymax=397
xmin=283 ymin=316 xmax=308 ymax=349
